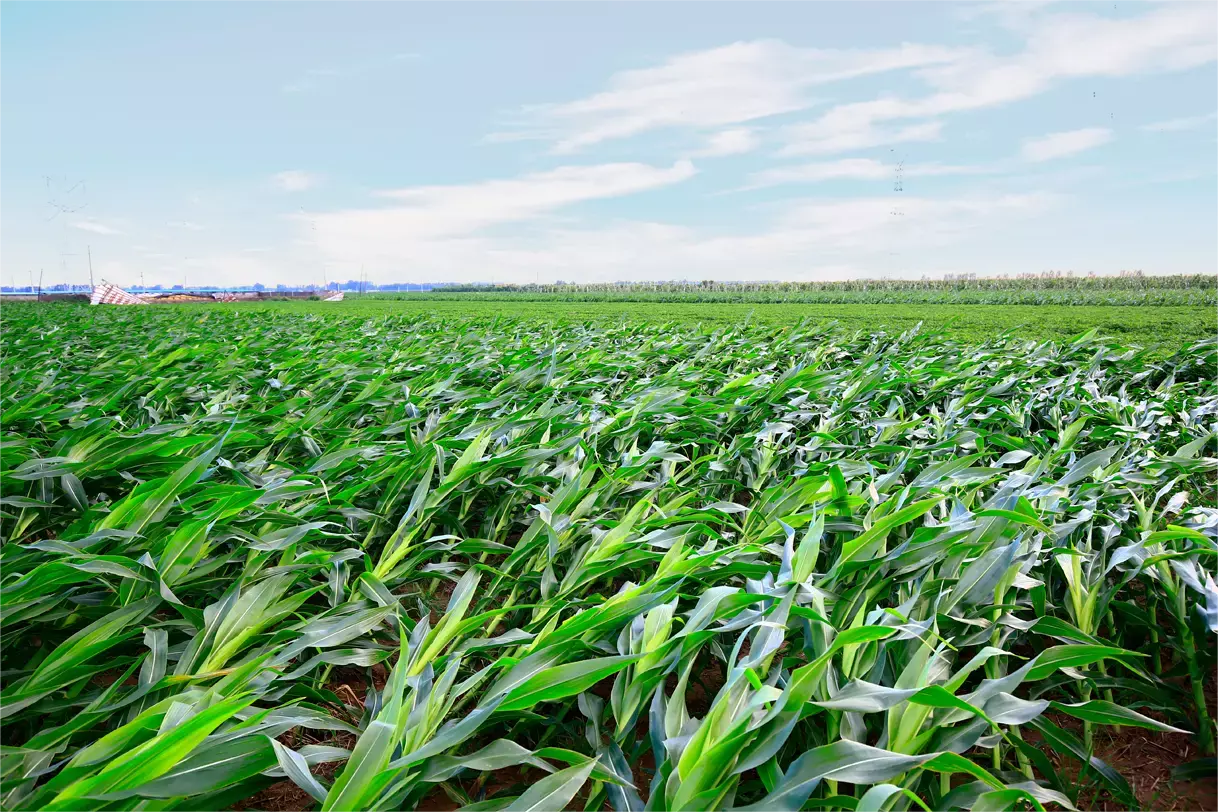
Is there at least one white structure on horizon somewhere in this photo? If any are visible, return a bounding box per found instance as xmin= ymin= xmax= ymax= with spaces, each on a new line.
xmin=89 ymin=281 xmax=148 ymax=306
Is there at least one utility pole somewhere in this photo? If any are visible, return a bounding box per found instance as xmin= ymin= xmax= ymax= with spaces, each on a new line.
xmin=87 ymin=246 xmax=95 ymax=288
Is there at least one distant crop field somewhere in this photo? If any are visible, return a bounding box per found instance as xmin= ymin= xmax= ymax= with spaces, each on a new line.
xmin=2 ymin=302 xmax=1216 ymax=812
xmin=373 ymin=274 xmax=1218 ymax=307
xmin=240 ymin=298 xmax=1218 ymax=350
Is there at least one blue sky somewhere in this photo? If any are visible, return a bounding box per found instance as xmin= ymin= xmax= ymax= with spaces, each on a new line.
xmin=2 ymin=1 xmax=1215 ymax=288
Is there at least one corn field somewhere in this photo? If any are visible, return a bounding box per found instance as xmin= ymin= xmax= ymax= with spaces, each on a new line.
xmin=408 ymin=275 xmax=1218 ymax=307
xmin=2 ymin=304 xmax=1216 ymax=811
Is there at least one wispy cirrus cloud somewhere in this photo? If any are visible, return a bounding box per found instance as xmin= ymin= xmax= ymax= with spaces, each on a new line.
xmin=307 ymin=189 xmax=1056 ymax=284
xmin=688 ymin=128 xmax=760 ymax=158
xmin=488 ymin=3 xmax=1215 ymax=159
xmin=306 ymin=160 xmax=697 ymax=264
xmin=778 ymin=2 xmax=1216 ymax=155
xmin=70 ymin=219 xmax=124 ymax=236
xmin=272 ymin=170 xmax=322 ymax=192
xmin=779 ymin=121 xmax=944 ymax=156
xmin=1140 ymin=111 xmax=1218 ymax=133
xmin=491 ymin=39 xmax=966 ymax=153
xmin=747 ymin=158 xmax=986 ymax=188
xmin=1021 ymin=128 xmax=1112 ymax=162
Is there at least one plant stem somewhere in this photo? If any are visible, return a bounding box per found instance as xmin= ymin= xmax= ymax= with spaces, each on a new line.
xmin=1011 ymin=726 xmax=1034 ymax=780
xmin=987 ymin=606 xmax=1005 ymax=771
xmin=1174 ymin=590 xmax=1215 ymax=755
xmin=1082 ymin=678 xmax=1094 ymax=752
xmin=1148 ymin=597 xmax=1162 ymax=675
xmin=826 ymin=711 xmax=840 ymax=796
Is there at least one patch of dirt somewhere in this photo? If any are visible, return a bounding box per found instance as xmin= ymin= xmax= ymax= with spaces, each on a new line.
xmin=414 ymin=763 xmax=559 ymax=810
xmin=431 ymin=577 xmax=458 ymax=612
xmin=402 ymin=577 xmax=460 ymax=623
xmin=414 ymin=783 xmax=463 ymax=811
xmin=236 ymin=731 xmax=358 ymax=811
xmin=1087 ymin=726 xmax=1216 ymax=812
xmin=321 ymin=654 xmax=397 ymax=712
xmin=630 ymin=746 xmax=656 ymax=803
xmin=236 ymin=780 xmax=315 ymax=812
xmin=1031 ymin=713 xmax=1217 ymax=812
xmin=370 ymin=661 xmax=390 ymax=691
xmin=90 ymin=669 xmax=139 ymax=688
xmin=685 ymin=655 xmax=726 ymax=718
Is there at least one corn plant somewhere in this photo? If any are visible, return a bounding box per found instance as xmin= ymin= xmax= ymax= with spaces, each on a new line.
xmin=1 ymin=303 xmax=1214 ymax=811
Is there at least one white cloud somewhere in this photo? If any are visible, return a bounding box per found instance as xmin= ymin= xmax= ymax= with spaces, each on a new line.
xmin=748 ymin=158 xmax=985 ymax=187
xmin=1021 ymin=127 xmax=1112 ymax=162
xmin=70 ymin=220 xmax=124 ymax=236
xmin=779 ymin=2 xmax=1217 ymax=154
xmin=1141 ymin=111 xmax=1218 ymax=132
xmin=689 ymin=128 xmax=760 ymax=158
xmin=490 ymin=3 xmax=1214 ymax=158
xmin=308 ymin=182 xmax=1054 ymax=284
xmin=779 ymin=120 xmax=944 ymax=156
xmin=273 ymin=170 xmax=321 ymax=192
xmin=58 ymin=187 xmax=1059 ymax=289
xmin=167 ymin=221 xmax=205 ymax=231
xmin=308 ymin=160 xmax=696 ymax=261
xmin=772 ymin=192 xmax=1053 ymax=249
xmin=493 ymin=40 xmax=967 ymax=153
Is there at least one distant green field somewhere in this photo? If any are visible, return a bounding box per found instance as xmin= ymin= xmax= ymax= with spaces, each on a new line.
xmin=14 ymin=298 xmax=1215 ymax=348
xmin=369 ymin=274 xmax=1218 ymax=307
xmin=235 ymin=298 xmax=1217 ymax=349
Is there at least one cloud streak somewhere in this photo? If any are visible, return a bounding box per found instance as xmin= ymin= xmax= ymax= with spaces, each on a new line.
xmin=779 ymin=2 xmax=1216 ymax=154
xmin=493 ymin=40 xmax=967 ymax=153
xmin=273 ymin=170 xmax=321 ymax=192
xmin=747 ymin=158 xmax=986 ymax=188
xmin=1021 ymin=128 xmax=1112 ymax=162
xmin=307 ymin=160 xmax=697 ymax=262
xmin=1140 ymin=111 xmax=1218 ymax=133
xmin=70 ymin=220 xmax=124 ymax=236
xmin=688 ymin=128 xmax=760 ymax=158
xmin=490 ymin=3 xmax=1215 ymax=158
xmin=307 ymin=180 xmax=1055 ymax=284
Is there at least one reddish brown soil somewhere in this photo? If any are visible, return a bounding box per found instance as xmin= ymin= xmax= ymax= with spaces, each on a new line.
xmin=1089 ymin=726 xmax=1216 ymax=812
xmin=1031 ymin=713 xmax=1217 ymax=812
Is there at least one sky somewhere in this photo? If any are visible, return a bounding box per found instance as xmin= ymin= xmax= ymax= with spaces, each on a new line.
xmin=2 ymin=1 xmax=1216 ymax=288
